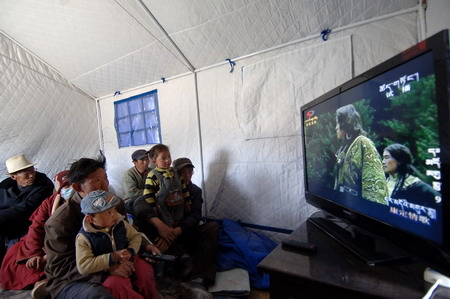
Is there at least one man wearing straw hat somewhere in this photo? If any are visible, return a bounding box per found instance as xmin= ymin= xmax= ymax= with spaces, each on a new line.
xmin=0 ymin=154 xmax=53 ymax=264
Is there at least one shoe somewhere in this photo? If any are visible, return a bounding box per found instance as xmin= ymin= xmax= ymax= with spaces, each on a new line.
xmin=179 ymin=255 xmax=194 ymax=281
xmin=157 ymin=276 xmax=178 ymax=296
xmin=31 ymin=279 xmax=49 ymax=299
xmin=180 ymin=281 xmax=213 ymax=299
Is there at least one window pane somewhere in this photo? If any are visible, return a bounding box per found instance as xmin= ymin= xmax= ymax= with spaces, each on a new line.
xmin=116 ymin=102 xmax=129 ymax=118
xmin=143 ymin=95 xmax=156 ymax=111
xmin=145 ymin=112 xmax=159 ymax=128
xmin=117 ymin=118 xmax=130 ymax=133
xmin=146 ymin=128 xmax=160 ymax=144
xmin=119 ymin=132 xmax=132 ymax=147
xmin=132 ymin=130 xmax=146 ymax=145
xmin=129 ymin=99 xmax=143 ymax=114
xmin=114 ymin=90 xmax=161 ymax=148
xmin=131 ymin=114 xmax=145 ymax=130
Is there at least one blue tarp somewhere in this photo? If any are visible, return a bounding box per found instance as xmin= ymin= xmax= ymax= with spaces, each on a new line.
xmin=217 ymin=219 xmax=278 ymax=289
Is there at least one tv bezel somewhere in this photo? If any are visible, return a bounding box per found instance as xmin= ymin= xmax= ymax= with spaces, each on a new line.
xmin=301 ymin=30 xmax=450 ymax=272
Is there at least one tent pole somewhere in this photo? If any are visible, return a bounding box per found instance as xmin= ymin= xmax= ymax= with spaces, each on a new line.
xmin=193 ymin=72 xmax=208 ymax=217
xmin=195 ymin=6 xmax=419 ymax=73
xmin=135 ymin=0 xmax=195 ymax=73
xmin=97 ymin=6 xmax=420 ymax=101
xmin=95 ymin=98 xmax=105 ymax=155
xmin=418 ymin=0 xmax=427 ymax=41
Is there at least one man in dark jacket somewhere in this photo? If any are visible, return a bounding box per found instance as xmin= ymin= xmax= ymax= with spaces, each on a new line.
xmin=0 ymin=154 xmax=54 ymax=264
xmin=173 ymin=158 xmax=218 ymax=299
xmin=134 ymin=157 xmax=218 ymax=299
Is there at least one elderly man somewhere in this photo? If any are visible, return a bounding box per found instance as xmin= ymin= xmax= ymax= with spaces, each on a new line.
xmin=0 ymin=154 xmax=53 ymax=263
xmin=122 ymin=149 xmax=151 ymax=212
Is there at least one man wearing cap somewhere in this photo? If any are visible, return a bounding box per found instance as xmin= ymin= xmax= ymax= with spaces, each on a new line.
xmin=122 ymin=149 xmax=151 ymax=204
xmin=0 ymin=154 xmax=53 ymax=264
xmin=161 ymin=158 xmax=219 ymax=299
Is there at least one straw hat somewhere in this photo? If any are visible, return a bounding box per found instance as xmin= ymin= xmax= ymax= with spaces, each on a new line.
xmin=5 ymin=154 xmax=36 ymax=174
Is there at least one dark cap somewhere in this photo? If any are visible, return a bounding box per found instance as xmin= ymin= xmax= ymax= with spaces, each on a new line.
xmin=132 ymin=149 xmax=148 ymax=161
xmin=81 ymin=190 xmax=121 ymax=215
xmin=172 ymin=157 xmax=194 ymax=170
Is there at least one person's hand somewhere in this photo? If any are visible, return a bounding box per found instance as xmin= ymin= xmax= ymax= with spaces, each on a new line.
xmin=146 ymin=244 xmax=161 ymax=255
xmin=157 ymin=224 xmax=178 ymax=244
xmin=142 ymin=244 xmax=162 ymax=263
xmin=25 ymin=256 xmax=46 ymax=270
xmin=119 ymin=249 xmax=132 ymax=262
xmin=112 ymin=249 xmax=132 ymax=263
xmin=154 ymin=237 xmax=170 ymax=253
xmin=108 ymin=260 xmax=134 ymax=278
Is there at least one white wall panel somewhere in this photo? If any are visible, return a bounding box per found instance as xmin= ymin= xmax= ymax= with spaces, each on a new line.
xmin=198 ymin=37 xmax=352 ymax=233
xmin=99 ymin=74 xmax=201 ymax=197
xmin=0 ymin=33 xmax=99 ymax=182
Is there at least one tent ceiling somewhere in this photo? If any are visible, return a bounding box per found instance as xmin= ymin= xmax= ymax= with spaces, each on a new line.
xmin=0 ymin=0 xmax=417 ymax=98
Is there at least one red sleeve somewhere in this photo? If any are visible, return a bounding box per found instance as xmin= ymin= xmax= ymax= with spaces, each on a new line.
xmin=16 ymin=192 xmax=59 ymax=263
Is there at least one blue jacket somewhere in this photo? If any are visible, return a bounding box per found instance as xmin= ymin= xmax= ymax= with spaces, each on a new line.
xmin=79 ymin=220 xmax=130 ymax=258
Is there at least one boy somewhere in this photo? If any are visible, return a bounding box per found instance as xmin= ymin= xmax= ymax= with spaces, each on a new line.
xmin=136 ymin=144 xmax=191 ymax=252
xmin=76 ymin=190 xmax=157 ymax=299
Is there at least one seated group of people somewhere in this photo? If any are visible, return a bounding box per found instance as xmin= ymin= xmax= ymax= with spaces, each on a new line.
xmin=0 ymin=144 xmax=219 ymax=299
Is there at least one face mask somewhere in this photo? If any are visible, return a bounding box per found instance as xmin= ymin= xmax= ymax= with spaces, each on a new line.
xmin=60 ymin=187 xmax=75 ymax=200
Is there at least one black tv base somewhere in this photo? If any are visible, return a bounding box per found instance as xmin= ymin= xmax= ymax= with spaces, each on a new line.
xmin=308 ymin=211 xmax=413 ymax=266
xmin=258 ymin=220 xmax=450 ymax=299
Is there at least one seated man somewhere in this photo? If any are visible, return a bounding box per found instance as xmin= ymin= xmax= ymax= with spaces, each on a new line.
xmin=134 ymin=156 xmax=218 ymax=299
xmin=44 ymin=157 xmax=159 ymax=299
xmin=122 ymin=149 xmax=151 ymax=212
xmin=0 ymin=154 xmax=53 ymax=264
xmin=172 ymin=158 xmax=219 ymax=298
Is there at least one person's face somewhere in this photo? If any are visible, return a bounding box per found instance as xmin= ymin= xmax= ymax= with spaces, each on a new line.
xmin=180 ymin=167 xmax=194 ymax=184
xmin=133 ymin=157 xmax=150 ymax=173
xmin=152 ymin=150 xmax=171 ymax=169
xmin=383 ymin=150 xmax=398 ymax=175
xmin=88 ymin=206 xmax=118 ymax=229
xmin=77 ymin=168 xmax=109 ymax=198
xmin=335 ymin=121 xmax=345 ymax=140
xmin=11 ymin=166 xmax=36 ymax=187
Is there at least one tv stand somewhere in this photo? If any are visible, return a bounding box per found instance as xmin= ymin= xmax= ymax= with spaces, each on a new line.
xmin=258 ymin=219 xmax=450 ymax=298
xmin=308 ymin=211 xmax=412 ymax=266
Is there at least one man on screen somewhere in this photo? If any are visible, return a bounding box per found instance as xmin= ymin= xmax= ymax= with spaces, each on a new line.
xmin=334 ymin=104 xmax=388 ymax=204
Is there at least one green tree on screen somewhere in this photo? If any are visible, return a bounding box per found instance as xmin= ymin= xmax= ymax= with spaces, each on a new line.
xmin=379 ymin=75 xmax=438 ymax=181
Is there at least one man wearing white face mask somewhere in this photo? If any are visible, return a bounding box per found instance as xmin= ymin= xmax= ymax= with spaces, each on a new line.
xmin=0 ymin=170 xmax=71 ymax=295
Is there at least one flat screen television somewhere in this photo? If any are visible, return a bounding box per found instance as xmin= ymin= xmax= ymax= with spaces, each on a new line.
xmin=301 ymin=30 xmax=450 ymax=274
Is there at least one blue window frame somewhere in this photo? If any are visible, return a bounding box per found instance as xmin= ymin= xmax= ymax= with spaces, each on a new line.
xmin=114 ymin=90 xmax=161 ymax=147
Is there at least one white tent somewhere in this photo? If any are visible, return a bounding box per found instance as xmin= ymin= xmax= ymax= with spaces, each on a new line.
xmin=1 ymin=0 xmax=449 ymax=234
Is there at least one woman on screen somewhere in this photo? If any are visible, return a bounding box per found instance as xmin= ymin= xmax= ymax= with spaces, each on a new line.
xmin=383 ymin=143 xmax=440 ymax=207
xmin=334 ymin=104 xmax=388 ymax=204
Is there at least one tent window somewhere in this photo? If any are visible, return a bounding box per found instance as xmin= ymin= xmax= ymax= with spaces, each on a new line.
xmin=114 ymin=90 xmax=161 ymax=148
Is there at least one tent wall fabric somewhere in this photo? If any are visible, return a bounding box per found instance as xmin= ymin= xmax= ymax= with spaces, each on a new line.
xmin=0 ymin=0 xmax=418 ymax=98
xmin=0 ymin=33 xmax=100 ymax=181
xmin=99 ymin=12 xmax=418 ymax=235
xmin=99 ymin=74 xmax=201 ymax=196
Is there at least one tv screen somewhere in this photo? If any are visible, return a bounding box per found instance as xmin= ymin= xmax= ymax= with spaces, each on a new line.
xmin=301 ymin=30 xmax=450 ymax=268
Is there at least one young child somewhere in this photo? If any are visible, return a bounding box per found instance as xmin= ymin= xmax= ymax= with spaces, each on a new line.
xmin=139 ymin=144 xmax=191 ymax=250
xmin=76 ymin=190 xmax=157 ymax=299
xmin=144 ymin=144 xmax=191 ymax=224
